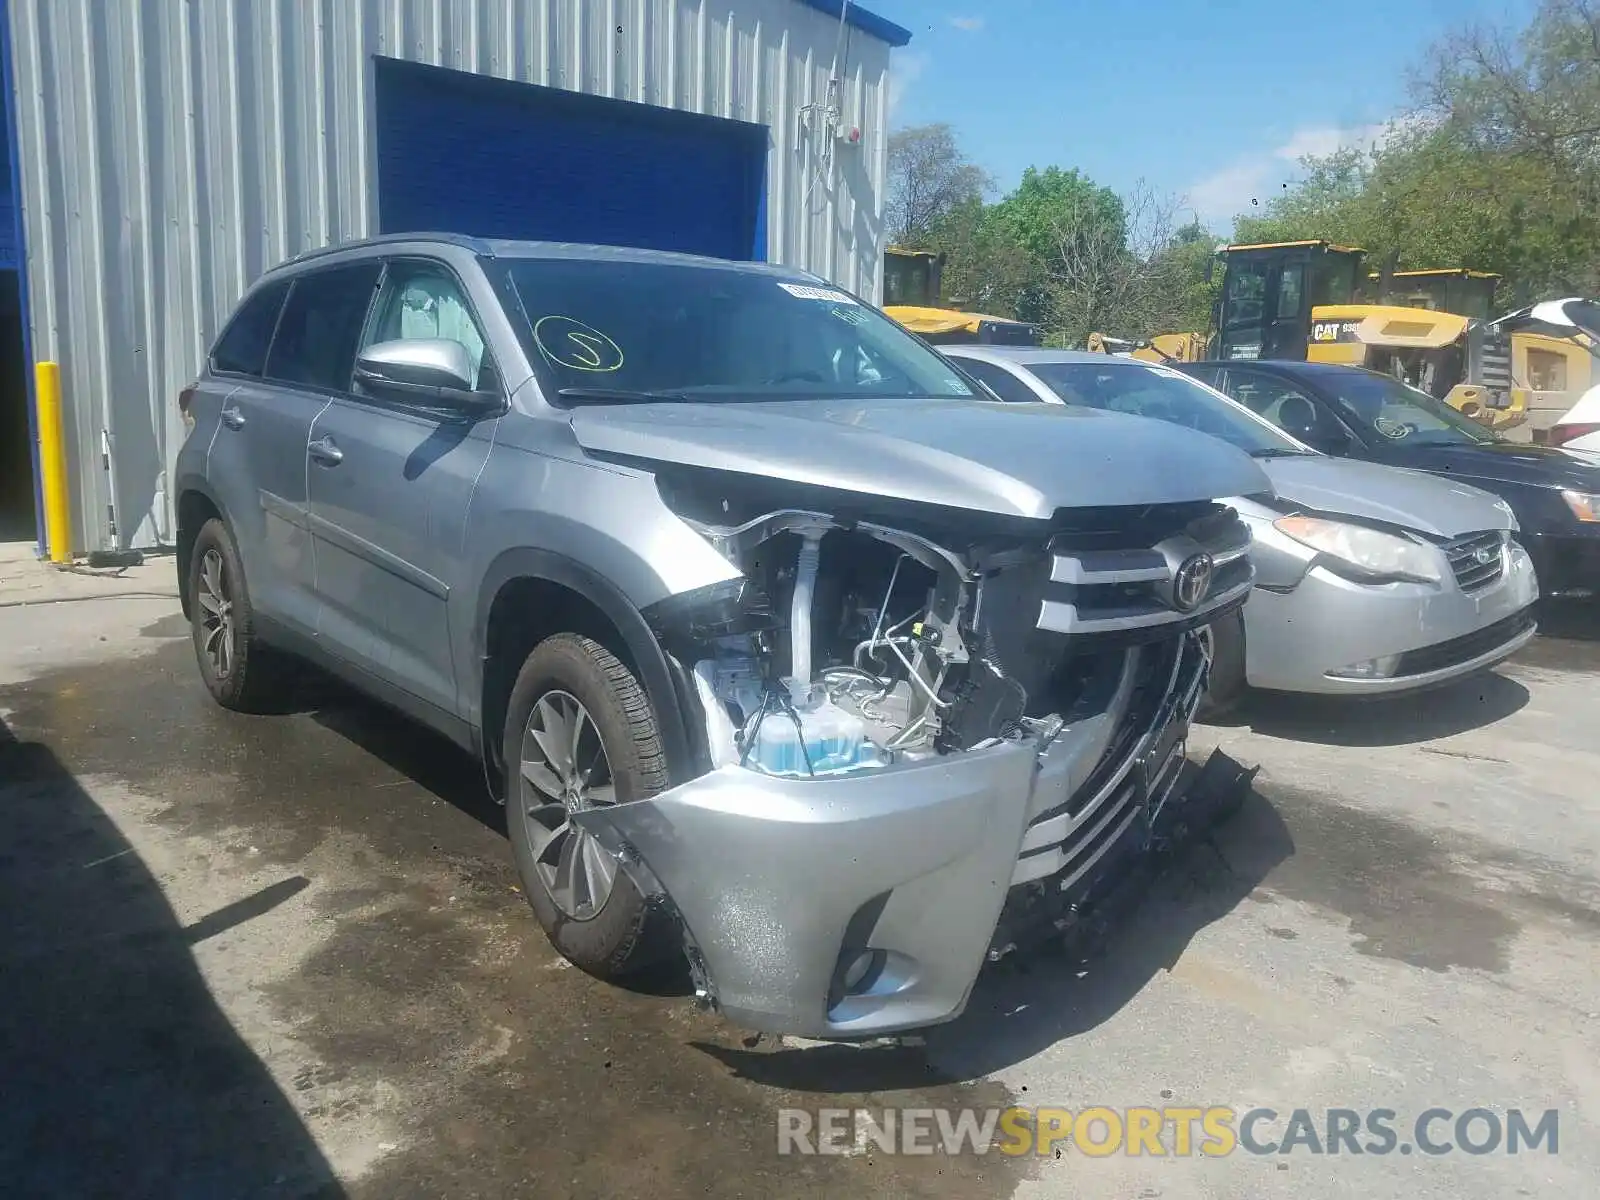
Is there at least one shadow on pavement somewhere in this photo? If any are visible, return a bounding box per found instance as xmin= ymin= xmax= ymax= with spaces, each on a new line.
xmin=1207 ymin=669 xmax=1530 ymax=746
xmin=695 ymin=783 xmax=1294 ymax=1090
xmin=0 ymin=717 xmax=344 ymax=1199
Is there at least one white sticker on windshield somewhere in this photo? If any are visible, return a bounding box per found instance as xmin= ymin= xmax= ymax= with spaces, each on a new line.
xmin=779 ymin=282 xmax=858 ymax=304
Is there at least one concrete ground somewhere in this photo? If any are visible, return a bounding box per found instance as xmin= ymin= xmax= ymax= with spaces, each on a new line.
xmin=1 ymin=541 xmax=1596 ymax=1198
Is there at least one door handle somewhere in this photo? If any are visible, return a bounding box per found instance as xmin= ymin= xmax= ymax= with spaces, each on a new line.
xmin=308 ymin=436 xmax=343 ymax=466
xmin=221 ymin=405 xmax=246 ymax=430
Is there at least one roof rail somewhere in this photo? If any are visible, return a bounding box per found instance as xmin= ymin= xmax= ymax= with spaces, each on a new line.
xmin=267 ymin=231 xmax=497 ymax=273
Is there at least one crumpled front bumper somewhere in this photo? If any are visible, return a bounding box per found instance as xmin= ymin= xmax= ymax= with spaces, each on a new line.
xmin=574 ymin=637 xmax=1214 ymax=1038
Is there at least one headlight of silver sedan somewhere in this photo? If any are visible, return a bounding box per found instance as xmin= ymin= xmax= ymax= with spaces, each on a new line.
xmin=1273 ymin=515 xmax=1443 ymax=585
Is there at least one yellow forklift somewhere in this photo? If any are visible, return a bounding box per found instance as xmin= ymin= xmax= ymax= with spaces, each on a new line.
xmin=1211 ymin=240 xmax=1527 ymax=429
xmin=880 ymin=246 xmax=1041 ymax=346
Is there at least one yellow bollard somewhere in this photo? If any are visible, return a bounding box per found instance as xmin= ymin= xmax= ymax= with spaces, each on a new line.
xmin=35 ymin=361 xmax=72 ymax=563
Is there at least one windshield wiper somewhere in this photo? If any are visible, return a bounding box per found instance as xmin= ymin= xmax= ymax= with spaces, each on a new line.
xmin=1248 ymin=447 xmax=1311 ymax=458
xmin=556 ymin=386 xmax=696 ymax=405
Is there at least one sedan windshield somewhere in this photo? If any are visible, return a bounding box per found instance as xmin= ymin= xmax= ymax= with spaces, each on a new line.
xmin=1324 ymin=371 xmax=1497 ymax=446
xmin=1026 ymin=361 xmax=1307 ymax=456
xmin=503 ymin=258 xmax=974 ymax=402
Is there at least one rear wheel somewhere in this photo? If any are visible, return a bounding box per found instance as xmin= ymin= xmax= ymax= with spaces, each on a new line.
xmin=1197 ymin=612 xmax=1247 ymax=720
xmin=186 ymin=517 xmax=294 ymax=712
xmin=503 ymin=633 xmax=676 ymax=978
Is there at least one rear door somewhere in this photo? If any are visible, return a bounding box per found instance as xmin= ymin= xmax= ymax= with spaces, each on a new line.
xmin=306 ymin=257 xmax=499 ymax=720
xmin=200 ymin=276 xmax=330 ymax=636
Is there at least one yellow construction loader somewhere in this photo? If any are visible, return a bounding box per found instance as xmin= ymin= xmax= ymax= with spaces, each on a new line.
xmin=880 ymin=246 xmax=1041 ymax=346
xmin=1084 ymin=331 xmax=1210 ymax=362
xmin=1210 ymin=241 xmax=1527 ymax=430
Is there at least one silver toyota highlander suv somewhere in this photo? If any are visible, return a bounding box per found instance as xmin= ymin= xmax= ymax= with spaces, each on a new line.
xmin=174 ymin=233 xmax=1269 ymax=1037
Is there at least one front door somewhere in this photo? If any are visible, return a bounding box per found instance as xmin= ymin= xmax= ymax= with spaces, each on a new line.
xmin=306 ymin=258 xmax=498 ymax=720
xmin=1218 ymin=250 xmax=1312 ymax=363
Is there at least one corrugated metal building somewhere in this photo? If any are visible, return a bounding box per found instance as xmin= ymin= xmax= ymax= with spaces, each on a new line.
xmin=0 ymin=0 xmax=909 ymax=555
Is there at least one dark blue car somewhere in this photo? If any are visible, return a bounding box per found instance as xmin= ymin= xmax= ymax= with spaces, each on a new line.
xmin=1180 ymin=359 xmax=1600 ymax=599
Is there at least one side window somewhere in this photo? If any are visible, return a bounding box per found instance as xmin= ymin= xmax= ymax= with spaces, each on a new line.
xmin=264 ymin=263 xmax=382 ymax=391
xmin=1226 ymin=371 xmax=1325 ymax=439
xmin=211 ymin=280 xmax=290 ymax=377
xmin=1224 ymin=260 xmax=1267 ymax=326
xmin=1184 ymin=365 xmax=1226 ymax=391
xmin=958 ymin=358 xmax=1038 ymax=403
xmin=1277 ymin=264 xmax=1304 ymax=319
xmin=362 ymin=260 xmax=492 ymax=390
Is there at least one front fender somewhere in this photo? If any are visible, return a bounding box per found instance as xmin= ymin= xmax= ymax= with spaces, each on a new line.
xmin=470 ymin=546 xmax=706 ymax=784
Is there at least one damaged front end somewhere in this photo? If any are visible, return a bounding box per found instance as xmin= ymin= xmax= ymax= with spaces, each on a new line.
xmin=574 ymin=484 xmax=1256 ymax=1037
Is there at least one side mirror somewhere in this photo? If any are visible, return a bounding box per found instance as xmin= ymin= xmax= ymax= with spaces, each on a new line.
xmin=354 ymin=338 xmax=500 ymax=414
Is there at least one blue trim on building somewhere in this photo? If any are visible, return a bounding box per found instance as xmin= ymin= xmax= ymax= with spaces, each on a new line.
xmin=794 ymin=0 xmax=912 ymax=48
xmin=0 ymin=0 xmax=43 ymax=554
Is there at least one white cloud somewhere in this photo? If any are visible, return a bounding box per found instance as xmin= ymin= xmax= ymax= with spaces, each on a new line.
xmin=948 ymin=16 xmax=984 ymax=31
xmin=888 ymin=51 xmax=928 ymax=117
xmin=1182 ymin=119 xmax=1407 ymax=229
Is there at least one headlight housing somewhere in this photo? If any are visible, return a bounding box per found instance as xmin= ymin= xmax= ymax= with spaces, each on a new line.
xmin=1561 ymin=489 xmax=1600 ymax=523
xmin=1273 ymin=515 xmax=1442 ymax=585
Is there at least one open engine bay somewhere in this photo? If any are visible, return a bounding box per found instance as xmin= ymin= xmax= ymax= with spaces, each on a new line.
xmin=578 ymin=481 xmax=1259 ymax=1038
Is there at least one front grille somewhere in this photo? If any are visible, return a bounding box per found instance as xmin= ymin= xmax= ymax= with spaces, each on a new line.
xmin=1393 ymin=610 xmax=1536 ymax=677
xmin=1011 ymin=631 xmax=1207 ymax=885
xmin=1037 ymin=505 xmax=1254 ymax=636
xmin=1444 ymin=530 xmax=1506 ymax=592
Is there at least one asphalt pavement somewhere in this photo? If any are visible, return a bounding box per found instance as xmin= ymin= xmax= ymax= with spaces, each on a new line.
xmin=1 ymin=549 xmax=1595 ymax=1199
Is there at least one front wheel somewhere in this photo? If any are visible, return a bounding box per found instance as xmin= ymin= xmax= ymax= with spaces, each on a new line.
xmin=502 ymin=633 xmax=677 ymax=978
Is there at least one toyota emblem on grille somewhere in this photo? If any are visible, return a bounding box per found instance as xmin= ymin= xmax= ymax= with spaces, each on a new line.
xmin=1172 ymin=552 xmax=1215 ymax=612
xmin=1473 ymin=545 xmax=1497 ymax=566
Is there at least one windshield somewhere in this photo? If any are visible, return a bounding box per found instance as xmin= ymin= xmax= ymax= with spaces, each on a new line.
xmin=1026 ymin=361 xmax=1305 ymax=456
xmin=1324 ymin=370 xmax=1496 ymax=446
xmin=503 ymin=258 xmax=974 ymax=402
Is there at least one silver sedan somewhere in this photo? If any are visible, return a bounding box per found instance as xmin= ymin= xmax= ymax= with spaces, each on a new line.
xmin=944 ymin=347 xmax=1540 ymax=705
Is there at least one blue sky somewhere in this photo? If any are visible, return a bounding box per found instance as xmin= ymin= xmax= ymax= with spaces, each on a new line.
xmin=865 ymin=0 xmax=1527 ymax=233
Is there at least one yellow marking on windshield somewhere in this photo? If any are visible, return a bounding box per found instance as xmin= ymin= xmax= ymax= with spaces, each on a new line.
xmin=533 ymin=315 xmax=625 ymax=372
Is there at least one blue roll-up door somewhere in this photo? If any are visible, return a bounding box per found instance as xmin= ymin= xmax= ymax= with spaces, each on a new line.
xmin=373 ymin=58 xmax=768 ymax=261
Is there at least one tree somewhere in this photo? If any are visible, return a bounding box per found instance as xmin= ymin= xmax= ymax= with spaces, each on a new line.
xmin=1416 ymin=0 xmax=1600 ymax=296
xmin=1423 ymin=0 xmax=1600 ymax=184
xmin=925 ymin=196 xmax=1038 ymax=319
xmin=884 ymin=124 xmax=992 ymax=246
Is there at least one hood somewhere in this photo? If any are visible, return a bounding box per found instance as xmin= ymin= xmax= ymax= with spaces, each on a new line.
xmin=1256 ymin=454 xmax=1514 ymax=538
xmin=568 ymin=397 xmax=1271 ymax=519
xmin=1383 ymin=440 xmax=1600 ymax=492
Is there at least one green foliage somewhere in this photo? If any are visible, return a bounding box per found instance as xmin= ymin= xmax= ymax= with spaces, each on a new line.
xmin=882 ymin=2 xmax=1594 ymax=336
xmin=988 ymin=167 xmax=1127 ymax=266
xmin=1232 ymin=1 xmax=1600 ymax=306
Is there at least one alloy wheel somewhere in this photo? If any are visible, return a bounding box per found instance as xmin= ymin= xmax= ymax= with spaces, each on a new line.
xmin=197 ymin=548 xmax=236 ymax=679
xmin=519 ymin=689 xmax=620 ymax=919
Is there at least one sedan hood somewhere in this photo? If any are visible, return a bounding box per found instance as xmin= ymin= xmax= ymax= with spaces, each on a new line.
xmin=1383 ymin=441 xmax=1600 ymax=492
xmin=569 ymin=398 xmax=1270 ymax=519
xmin=1258 ymin=454 xmax=1515 ymax=538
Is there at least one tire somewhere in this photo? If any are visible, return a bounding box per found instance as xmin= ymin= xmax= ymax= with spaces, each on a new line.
xmin=1197 ymin=611 xmax=1247 ymax=720
xmin=186 ymin=517 xmax=294 ymax=712
xmin=502 ymin=633 xmax=676 ymax=979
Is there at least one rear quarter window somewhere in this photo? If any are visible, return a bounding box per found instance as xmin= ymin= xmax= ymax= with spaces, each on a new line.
xmin=210 ymin=281 xmax=290 ymax=377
